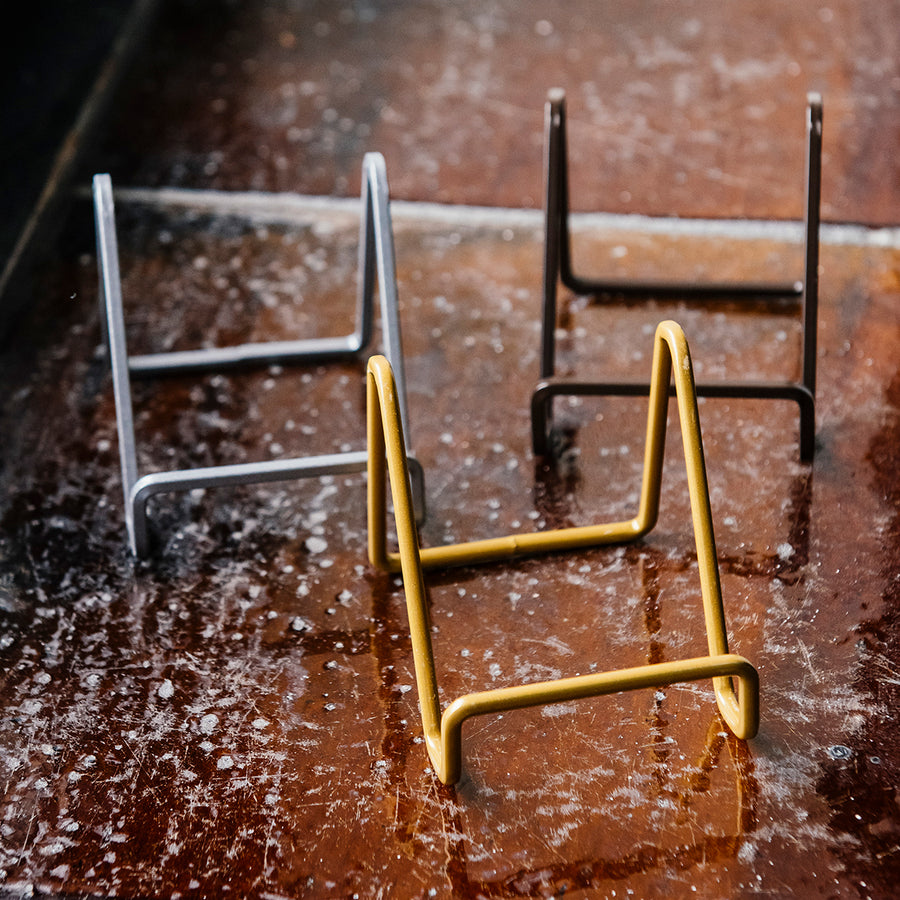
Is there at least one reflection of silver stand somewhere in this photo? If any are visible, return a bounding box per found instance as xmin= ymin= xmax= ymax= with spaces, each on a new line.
xmin=93 ymin=152 xmax=424 ymax=558
xmin=533 ymin=90 xmax=822 ymax=462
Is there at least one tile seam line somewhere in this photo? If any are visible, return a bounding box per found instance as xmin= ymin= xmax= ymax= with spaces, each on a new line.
xmin=104 ymin=186 xmax=900 ymax=250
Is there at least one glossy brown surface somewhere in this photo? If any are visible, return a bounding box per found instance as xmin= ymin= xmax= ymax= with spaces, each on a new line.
xmin=2 ymin=2 xmax=900 ymax=898
xmin=96 ymin=0 xmax=900 ymax=224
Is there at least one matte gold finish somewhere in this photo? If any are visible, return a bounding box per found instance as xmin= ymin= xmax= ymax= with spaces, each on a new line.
xmin=366 ymin=321 xmax=759 ymax=784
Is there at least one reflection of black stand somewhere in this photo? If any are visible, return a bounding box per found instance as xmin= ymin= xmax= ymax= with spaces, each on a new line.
xmin=94 ymin=153 xmax=424 ymax=557
xmin=532 ymin=89 xmax=822 ymax=462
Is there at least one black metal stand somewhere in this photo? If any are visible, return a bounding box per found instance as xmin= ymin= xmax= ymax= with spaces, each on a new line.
xmin=532 ymin=89 xmax=822 ymax=462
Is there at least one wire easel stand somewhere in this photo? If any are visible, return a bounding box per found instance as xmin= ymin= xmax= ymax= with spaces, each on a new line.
xmin=93 ymin=153 xmax=424 ymax=557
xmin=533 ymin=89 xmax=822 ymax=462
xmin=367 ymin=321 xmax=759 ymax=784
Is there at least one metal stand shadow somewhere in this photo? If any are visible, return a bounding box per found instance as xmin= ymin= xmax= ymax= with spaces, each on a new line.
xmin=93 ymin=152 xmax=424 ymax=557
xmin=367 ymin=320 xmax=758 ymax=785
xmin=533 ymin=89 xmax=822 ymax=462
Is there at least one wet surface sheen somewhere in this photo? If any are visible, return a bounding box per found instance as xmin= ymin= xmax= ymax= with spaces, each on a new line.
xmin=3 ymin=1 xmax=900 ymax=897
xmin=1 ymin=203 xmax=899 ymax=898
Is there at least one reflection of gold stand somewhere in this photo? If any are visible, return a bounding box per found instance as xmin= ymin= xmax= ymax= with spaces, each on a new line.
xmin=367 ymin=320 xmax=759 ymax=784
xmin=436 ymin=713 xmax=758 ymax=893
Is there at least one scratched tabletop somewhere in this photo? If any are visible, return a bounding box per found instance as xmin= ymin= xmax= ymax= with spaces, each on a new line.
xmin=2 ymin=2 xmax=900 ymax=898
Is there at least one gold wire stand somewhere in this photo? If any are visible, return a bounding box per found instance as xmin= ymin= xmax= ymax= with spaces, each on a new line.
xmin=366 ymin=320 xmax=759 ymax=784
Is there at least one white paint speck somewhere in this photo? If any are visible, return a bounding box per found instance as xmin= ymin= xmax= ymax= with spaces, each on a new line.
xmin=217 ymin=755 xmax=234 ymax=770
xmin=200 ymin=714 xmax=218 ymax=735
xmin=305 ymin=536 xmax=328 ymax=554
xmin=157 ymin=679 xmax=174 ymax=700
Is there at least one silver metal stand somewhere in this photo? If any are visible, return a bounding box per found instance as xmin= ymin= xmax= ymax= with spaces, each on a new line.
xmin=93 ymin=153 xmax=424 ymax=557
